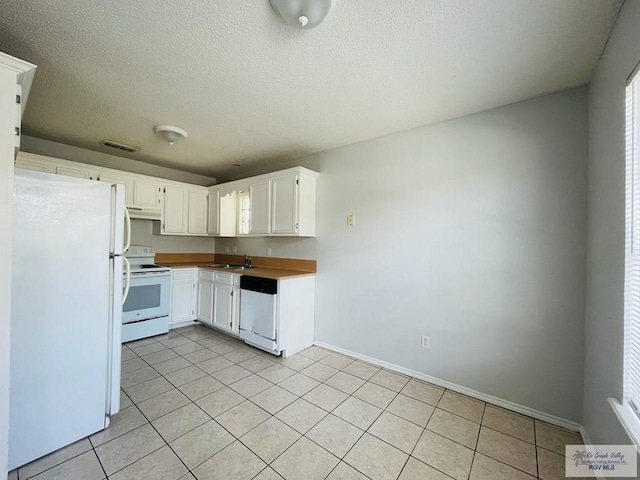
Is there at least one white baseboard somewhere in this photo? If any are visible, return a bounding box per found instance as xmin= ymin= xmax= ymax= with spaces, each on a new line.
xmin=314 ymin=340 xmax=582 ymax=432
xmin=579 ymin=426 xmax=606 ymax=480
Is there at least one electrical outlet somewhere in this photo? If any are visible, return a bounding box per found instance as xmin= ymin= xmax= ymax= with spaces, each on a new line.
xmin=267 ymin=247 xmax=272 ymax=256
xmin=226 ymin=246 xmax=230 ymax=253
xmin=347 ymin=214 xmax=355 ymax=226
xmin=421 ymin=335 xmax=430 ymax=349
xmin=232 ymin=246 xmax=237 ymax=253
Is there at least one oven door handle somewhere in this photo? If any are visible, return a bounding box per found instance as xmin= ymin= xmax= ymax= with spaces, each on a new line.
xmin=122 ymin=257 xmax=131 ymax=305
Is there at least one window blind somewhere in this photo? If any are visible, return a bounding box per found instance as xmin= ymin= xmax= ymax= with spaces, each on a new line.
xmin=625 ymin=71 xmax=640 ymax=418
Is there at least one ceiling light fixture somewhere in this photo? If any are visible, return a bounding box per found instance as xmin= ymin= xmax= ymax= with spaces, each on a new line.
xmin=269 ymin=0 xmax=336 ymax=29
xmin=153 ymin=125 xmax=188 ymax=146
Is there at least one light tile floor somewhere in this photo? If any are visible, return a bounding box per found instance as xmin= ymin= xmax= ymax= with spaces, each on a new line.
xmin=11 ymin=324 xmax=589 ymax=480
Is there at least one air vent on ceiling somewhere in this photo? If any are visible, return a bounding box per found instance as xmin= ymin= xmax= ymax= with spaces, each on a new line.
xmin=101 ymin=140 xmax=140 ymax=153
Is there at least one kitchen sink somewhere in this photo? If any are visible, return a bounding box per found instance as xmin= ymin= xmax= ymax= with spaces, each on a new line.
xmin=201 ymin=264 xmax=252 ymax=270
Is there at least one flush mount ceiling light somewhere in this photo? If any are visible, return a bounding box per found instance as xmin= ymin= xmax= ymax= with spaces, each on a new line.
xmin=269 ymin=0 xmax=336 ymax=29
xmin=153 ymin=125 xmax=188 ymax=146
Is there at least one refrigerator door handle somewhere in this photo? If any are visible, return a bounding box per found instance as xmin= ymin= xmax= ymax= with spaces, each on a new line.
xmin=122 ymin=257 xmax=131 ymax=305
xmin=123 ymin=206 xmax=131 ymax=253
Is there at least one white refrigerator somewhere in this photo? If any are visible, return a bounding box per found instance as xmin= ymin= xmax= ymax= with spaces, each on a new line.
xmin=9 ymin=170 xmax=127 ymax=470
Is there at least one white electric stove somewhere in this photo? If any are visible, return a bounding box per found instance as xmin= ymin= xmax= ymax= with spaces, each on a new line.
xmin=122 ymin=246 xmax=171 ymax=342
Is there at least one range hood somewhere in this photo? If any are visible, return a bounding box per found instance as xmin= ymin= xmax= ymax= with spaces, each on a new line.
xmin=127 ymin=206 xmax=161 ymax=220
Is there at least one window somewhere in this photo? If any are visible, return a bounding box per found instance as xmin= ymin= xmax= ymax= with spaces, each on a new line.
xmin=612 ymin=65 xmax=640 ymax=448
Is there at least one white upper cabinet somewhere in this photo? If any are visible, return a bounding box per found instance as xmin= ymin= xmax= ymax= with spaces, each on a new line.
xmin=13 ymin=151 xmax=318 ymax=238
xmin=15 ymin=154 xmax=51 ymax=173
xmin=271 ymin=174 xmax=298 ymax=235
xmin=207 ymin=189 xmax=220 ymax=236
xmin=249 ymin=180 xmax=270 ymax=235
xmin=188 ymin=189 xmax=208 ymax=235
xmin=55 ymin=165 xmax=93 ymax=180
xmin=207 ymin=187 xmax=239 ymax=237
xmin=99 ymin=172 xmax=133 ymax=205
xmin=133 ymin=179 xmax=161 ymax=209
xmin=208 ymin=167 xmax=317 ymax=237
xmin=162 ymin=185 xmax=188 ymax=234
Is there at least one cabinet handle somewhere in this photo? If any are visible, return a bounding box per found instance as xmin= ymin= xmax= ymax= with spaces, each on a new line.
xmin=230 ymin=290 xmax=233 ymax=297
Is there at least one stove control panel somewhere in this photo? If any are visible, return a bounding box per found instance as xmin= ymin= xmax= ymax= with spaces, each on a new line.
xmin=125 ymin=245 xmax=155 ymax=257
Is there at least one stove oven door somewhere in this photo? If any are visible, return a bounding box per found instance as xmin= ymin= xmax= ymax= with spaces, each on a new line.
xmin=122 ymin=272 xmax=170 ymax=324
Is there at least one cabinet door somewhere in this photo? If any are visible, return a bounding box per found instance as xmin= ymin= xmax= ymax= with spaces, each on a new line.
xmin=163 ymin=185 xmax=188 ymax=234
xmin=133 ymin=179 xmax=160 ymax=208
xmin=56 ymin=165 xmax=93 ymax=180
xmin=188 ymin=189 xmax=208 ymax=235
xmin=249 ymin=180 xmax=270 ymax=234
xmin=197 ymin=280 xmax=214 ymax=325
xmin=213 ymin=283 xmax=233 ymax=332
xmin=207 ymin=189 xmax=220 ymax=236
xmin=220 ymin=192 xmax=238 ymax=237
xmin=15 ymin=157 xmax=50 ymax=173
xmin=99 ymin=172 xmax=133 ymax=206
xmin=171 ymin=279 xmax=196 ymax=324
xmin=271 ymin=174 xmax=298 ymax=234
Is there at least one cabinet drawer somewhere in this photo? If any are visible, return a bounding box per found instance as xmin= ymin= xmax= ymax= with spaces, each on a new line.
xmin=214 ymin=272 xmax=235 ymax=285
xmin=172 ymin=268 xmax=197 ymax=281
xmin=199 ymin=270 xmax=214 ymax=282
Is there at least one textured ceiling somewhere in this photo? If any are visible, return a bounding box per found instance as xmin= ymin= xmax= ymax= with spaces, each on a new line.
xmin=0 ymin=0 xmax=622 ymax=179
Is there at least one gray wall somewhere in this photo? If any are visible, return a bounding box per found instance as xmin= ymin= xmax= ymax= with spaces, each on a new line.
xmin=583 ymin=0 xmax=639 ymax=449
xmin=218 ymin=87 xmax=588 ymax=422
xmin=131 ymin=220 xmax=214 ymax=254
xmin=20 ymin=136 xmax=217 ymax=186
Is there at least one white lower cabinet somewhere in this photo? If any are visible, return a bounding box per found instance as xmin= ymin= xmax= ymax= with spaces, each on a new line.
xmin=212 ymin=272 xmax=240 ymax=336
xmin=196 ymin=270 xmax=240 ymax=336
xmin=213 ymin=282 xmax=233 ymax=332
xmin=197 ymin=270 xmax=214 ymax=325
xmin=170 ymin=269 xmax=198 ymax=326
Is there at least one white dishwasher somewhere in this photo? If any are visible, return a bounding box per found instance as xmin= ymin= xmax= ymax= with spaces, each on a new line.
xmin=239 ymin=276 xmax=279 ymax=354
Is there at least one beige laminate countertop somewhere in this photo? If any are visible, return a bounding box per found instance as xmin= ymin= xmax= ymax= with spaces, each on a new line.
xmin=159 ymin=261 xmax=315 ymax=280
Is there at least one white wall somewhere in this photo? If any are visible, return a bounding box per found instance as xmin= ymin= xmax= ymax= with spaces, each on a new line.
xmin=130 ymin=219 xmax=214 ymax=253
xmin=0 ymin=67 xmax=15 ymax=480
xmin=583 ymin=0 xmax=639 ymax=450
xmin=219 ymin=87 xmax=588 ymax=422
